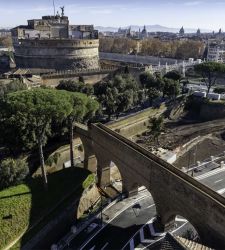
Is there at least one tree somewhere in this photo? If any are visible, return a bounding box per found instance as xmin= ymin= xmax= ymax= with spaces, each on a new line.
xmin=151 ymin=116 xmax=164 ymax=145
xmin=95 ymin=74 xmax=139 ymax=120
xmin=79 ymin=76 xmax=85 ymax=83
xmin=214 ymin=87 xmax=225 ymax=94
xmin=147 ymin=88 xmax=161 ymax=105
xmin=0 ymin=79 xmax=27 ymax=100
xmin=0 ymin=36 xmax=12 ymax=48
xmin=124 ymin=66 xmax=130 ymax=74
xmin=4 ymin=89 xmax=72 ymax=189
xmin=163 ymin=79 xmax=180 ymax=99
xmin=194 ymin=62 xmax=225 ymax=96
xmin=56 ymin=80 xmax=94 ymax=96
xmin=0 ymin=158 xmax=29 ymax=190
xmin=139 ymin=72 xmax=157 ymax=89
xmin=164 ymin=70 xmax=182 ymax=83
xmin=67 ymin=93 xmax=99 ymax=167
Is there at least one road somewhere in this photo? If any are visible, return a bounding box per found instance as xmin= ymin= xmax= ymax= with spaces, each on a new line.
xmin=197 ymin=167 xmax=225 ymax=197
xmin=64 ymin=167 xmax=225 ymax=250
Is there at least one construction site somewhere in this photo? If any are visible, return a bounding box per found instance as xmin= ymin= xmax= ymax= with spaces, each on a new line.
xmin=133 ymin=100 xmax=225 ymax=172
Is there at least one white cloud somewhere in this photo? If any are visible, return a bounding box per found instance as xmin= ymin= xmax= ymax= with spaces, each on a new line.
xmin=184 ymin=1 xmax=203 ymax=6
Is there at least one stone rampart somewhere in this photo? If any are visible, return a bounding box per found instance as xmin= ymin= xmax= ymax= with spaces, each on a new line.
xmin=14 ymin=39 xmax=99 ymax=70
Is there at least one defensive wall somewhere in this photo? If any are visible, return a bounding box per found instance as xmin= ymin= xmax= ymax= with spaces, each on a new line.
xmin=107 ymin=104 xmax=167 ymax=138
xmin=14 ymin=39 xmax=99 ymax=70
xmin=75 ymin=123 xmax=225 ymax=248
xmin=100 ymin=52 xmax=183 ymax=66
xmin=41 ymin=67 xmax=116 ymax=86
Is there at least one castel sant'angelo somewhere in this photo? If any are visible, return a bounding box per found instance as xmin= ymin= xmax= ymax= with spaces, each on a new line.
xmin=11 ymin=7 xmax=99 ymax=70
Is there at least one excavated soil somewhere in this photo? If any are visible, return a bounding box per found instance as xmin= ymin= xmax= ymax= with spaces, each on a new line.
xmin=134 ymin=118 xmax=225 ymax=169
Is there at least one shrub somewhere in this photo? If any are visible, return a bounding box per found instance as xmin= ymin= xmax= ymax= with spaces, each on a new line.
xmin=0 ymin=158 xmax=29 ymax=190
xmin=82 ymin=174 xmax=95 ymax=189
xmin=214 ymin=87 xmax=225 ymax=94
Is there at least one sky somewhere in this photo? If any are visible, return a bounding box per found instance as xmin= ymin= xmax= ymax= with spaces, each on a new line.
xmin=0 ymin=0 xmax=225 ymax=30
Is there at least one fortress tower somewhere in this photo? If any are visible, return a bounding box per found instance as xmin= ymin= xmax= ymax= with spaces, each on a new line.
xmin=11 ymin=9 xmax=99 ymax=70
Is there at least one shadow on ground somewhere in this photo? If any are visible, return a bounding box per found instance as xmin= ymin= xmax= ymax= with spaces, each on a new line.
xmin=20 ymin=167 xmax=91 ymax=249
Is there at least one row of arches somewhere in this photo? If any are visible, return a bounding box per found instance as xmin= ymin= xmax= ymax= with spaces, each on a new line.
xmin=75 ymin=134 xmax=201 ymax=244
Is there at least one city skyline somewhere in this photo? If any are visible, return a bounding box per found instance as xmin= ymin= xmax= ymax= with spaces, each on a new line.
xmin=1 ymin=0 xmax=225 ymax=31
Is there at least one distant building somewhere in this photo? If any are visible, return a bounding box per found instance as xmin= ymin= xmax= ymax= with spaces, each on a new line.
xmin=0 ymin=29 xmax=11 ymax=37
xmin=11 ymin=8 xmax=99 ymax=70
xmin=179 ymin=26 xmax=185 ymax=35
xmin=69 ymin=25 xmax=98 ymax=39
xmin=207 ymin=40 xmax=225 ymax=62
xmin=140 ymin=25 xmax=148 ymax=39
xmin=116 ymin=27 xmax=132 ymax=38
xmin=197 ymin=28 xmax=201 ymax=36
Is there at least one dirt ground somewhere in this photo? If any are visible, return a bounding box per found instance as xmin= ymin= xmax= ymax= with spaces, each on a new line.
xmin=134 ymin=118 xmax=225 ymax=169
xmin=174 ymin=135 xmax=225 ymax=168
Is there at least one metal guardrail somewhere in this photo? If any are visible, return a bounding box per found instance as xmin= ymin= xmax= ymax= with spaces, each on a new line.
xmin=185 ymin=151 xmax=225 ymax=173
xmin=42 ymin=67 xmax=117 ymax=79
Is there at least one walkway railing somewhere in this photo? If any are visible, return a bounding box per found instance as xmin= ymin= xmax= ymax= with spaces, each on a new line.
xmin=42 ymin=67 xmax=117 ymax=79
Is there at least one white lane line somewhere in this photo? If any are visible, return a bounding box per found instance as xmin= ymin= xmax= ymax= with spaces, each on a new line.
xmin=101 ymin=242 xmax=109 ymax=250
xmin=146 ymin=204 xmax=155 ymax=209
xmin=172 ymin=221 xmax=188 ymax=234
xmin=215 ymin=179 xmax=223 ymax=184
xmin=217 ymin=188 xmax=225 ymax=195
xmin=80 ymin=195 xmax=148 ymax=250
xmin=196 ymin=167 xmax=225 ymax=180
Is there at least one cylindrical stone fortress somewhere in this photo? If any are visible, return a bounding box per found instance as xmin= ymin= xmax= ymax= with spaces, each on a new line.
xmin=11 ymin=13 xmax=100 ymax=70
xmin=14 ymin=38 xmax=99 ymax=70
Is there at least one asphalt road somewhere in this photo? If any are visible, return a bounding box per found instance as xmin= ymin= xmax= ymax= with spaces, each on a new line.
xmin=68 ymin=195 xmax=155 ymax=250
xmin=66 ymin=167 xmax=225 ymax=250
xmin=197 ymin=167 xmax=225 ymax=196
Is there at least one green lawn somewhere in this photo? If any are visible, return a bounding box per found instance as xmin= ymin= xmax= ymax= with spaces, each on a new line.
xmin=0 ymin=167 xmax=90 ymax=249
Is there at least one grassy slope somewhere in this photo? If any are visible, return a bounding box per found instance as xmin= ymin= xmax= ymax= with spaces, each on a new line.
xmin=0 ymin=167 xmax=90 ymax=249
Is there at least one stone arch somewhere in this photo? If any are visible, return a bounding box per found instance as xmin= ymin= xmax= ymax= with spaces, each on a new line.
xmin=109 ymin=161 xmax=122 ymax=192
xmin=172 ymin=215 xmax=200 ymax=240
xmin=78 ymin=135 xmax=97 ymax=173
xmin=160 ymin=209 xmax=205 ymax=244
xmin=93 ymin=144 xmax=140 ymax=196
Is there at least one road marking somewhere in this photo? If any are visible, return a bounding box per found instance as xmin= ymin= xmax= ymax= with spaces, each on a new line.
xmin=171 ymin=221 xmax=188 ymax=234
xmin=80 ymin=195 xmax=148 ymax=250
xmin=215 ymin=179 xmax=223 ymax=184
xmin=195 ymin=167 xmax=225 ymax=180
xmin=217 ymin=188 xmax=225 ymax=195
xmin=101 ymin=242 xmax=109 ymax=250
xmin=146 ymin=204 xmax=155 ymax=209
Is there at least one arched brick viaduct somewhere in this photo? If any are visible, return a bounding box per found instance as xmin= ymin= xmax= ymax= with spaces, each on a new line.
xmin=75 ymin=123 xmax=225 ymax=249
